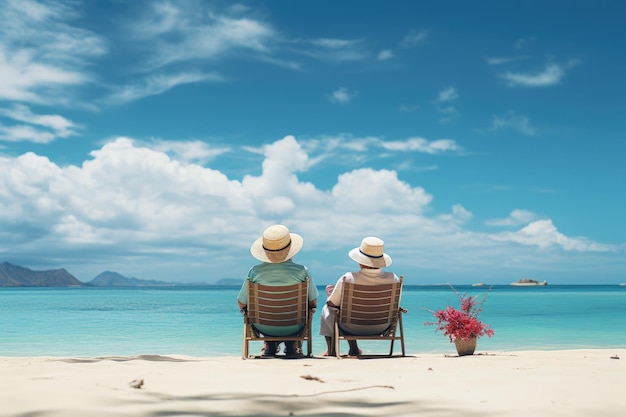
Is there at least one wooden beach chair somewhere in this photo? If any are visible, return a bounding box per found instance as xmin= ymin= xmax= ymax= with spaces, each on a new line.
xmin=331 ymin=275 xmax=407 ymax=358
xmin=241 ymin=278 xmax=314 ymax=359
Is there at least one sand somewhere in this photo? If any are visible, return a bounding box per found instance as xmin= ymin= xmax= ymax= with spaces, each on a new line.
xmin=1 ymin=349 xmax=625 ymax=417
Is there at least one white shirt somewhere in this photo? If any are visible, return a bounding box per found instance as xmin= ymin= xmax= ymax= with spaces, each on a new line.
xmin=327 ymin=268 xmax=399 ymax=307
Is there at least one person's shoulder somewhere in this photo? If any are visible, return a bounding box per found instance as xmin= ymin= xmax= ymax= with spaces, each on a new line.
xmin=341 ymin=271 xmax=355 ymax=282
xmin=288 ymin=261 xmax=309 ymax=272
xmin=380 ymin=271 xmax=399 ymax=281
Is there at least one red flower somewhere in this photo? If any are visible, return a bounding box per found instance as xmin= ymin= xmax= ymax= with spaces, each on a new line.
xmin=425 ymin=286 xmax=494 ymax=342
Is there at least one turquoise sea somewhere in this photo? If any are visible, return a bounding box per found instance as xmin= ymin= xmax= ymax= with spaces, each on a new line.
xmin=1 ymin=285 xmax=625 ymax=357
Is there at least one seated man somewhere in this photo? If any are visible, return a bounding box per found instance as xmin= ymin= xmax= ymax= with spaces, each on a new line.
xmin=238 ymin=224 xmax=318 ymax=356
xmin=319 ymin=236 xmax=400 ymax=356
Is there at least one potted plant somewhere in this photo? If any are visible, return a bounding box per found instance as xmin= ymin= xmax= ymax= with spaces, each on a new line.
xmin=424 ymin=285 xmax=494 ymax=356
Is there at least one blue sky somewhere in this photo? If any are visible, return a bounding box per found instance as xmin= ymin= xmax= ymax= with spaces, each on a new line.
xmin=1 ymin=0 xmax=625 ymax=285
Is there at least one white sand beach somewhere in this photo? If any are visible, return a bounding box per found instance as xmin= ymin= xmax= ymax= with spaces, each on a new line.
xmin=2 ymin=349 xmax=625 ymax=417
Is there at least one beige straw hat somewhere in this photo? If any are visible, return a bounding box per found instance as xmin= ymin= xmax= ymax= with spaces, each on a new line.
xmin=348 ymin=236 xmax=392 ymax=268
xmin=250 ymin=224 xmax=304 ymax=263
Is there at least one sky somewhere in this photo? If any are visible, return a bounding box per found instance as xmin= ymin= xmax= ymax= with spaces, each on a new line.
xmin=0 ymin=0 xmax=625 ymax=285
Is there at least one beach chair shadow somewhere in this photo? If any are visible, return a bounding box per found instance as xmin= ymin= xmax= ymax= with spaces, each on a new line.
xmin=241 ymin=278 xmax=314 ymax=359
xmin=330 ymin=275 xmax=407 ymax=358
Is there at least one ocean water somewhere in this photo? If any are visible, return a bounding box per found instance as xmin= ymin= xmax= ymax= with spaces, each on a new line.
xmin=1 ymin=285 xmax=625 ymax=357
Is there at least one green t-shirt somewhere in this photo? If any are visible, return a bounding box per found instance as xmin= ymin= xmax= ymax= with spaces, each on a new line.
xmin=238 ymin=260 xmax=318 ymax=336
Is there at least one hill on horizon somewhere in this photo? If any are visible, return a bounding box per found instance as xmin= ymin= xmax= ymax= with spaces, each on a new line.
xmin=0 ymin=262 xmax=83 ymax=287
xmin=0 ymin=261 xmax=244 ymax=287
xmin=88 ymin=271 xmax=174 ymax=287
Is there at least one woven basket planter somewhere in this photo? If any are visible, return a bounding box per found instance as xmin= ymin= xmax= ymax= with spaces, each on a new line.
xmin=454 ymin=337 xmax=477 ymax=356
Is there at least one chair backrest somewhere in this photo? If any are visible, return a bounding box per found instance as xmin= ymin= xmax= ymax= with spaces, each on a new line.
xmin=247 ymin=278 xmax=309 ymax=328
xmin=338 ymin=276 xmax=403 ymax=330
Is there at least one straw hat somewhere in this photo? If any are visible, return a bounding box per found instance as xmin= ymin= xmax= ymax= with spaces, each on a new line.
xmin=250 ymin=224 xmax=304 ymax=263
xmin=348 ymin=236 xmax=392 ymax=268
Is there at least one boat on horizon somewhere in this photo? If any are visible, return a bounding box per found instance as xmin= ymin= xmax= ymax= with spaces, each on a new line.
xmin=511 ymin=278 xmax=548 ymax=286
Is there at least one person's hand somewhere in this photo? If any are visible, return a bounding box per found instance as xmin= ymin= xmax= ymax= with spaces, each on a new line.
xmin=325 ymin=284 xmax=334 ymax=297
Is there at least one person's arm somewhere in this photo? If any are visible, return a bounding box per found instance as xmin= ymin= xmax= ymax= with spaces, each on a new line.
xmin=305 ymin=268 xmax=319 ymax=309
xmin=237 ymin=278 xmax=249 ymax=310
xmin=328 ymin=273 xmax=353 ymax=307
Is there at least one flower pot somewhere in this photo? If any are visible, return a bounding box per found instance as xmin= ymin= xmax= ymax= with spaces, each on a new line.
xmin=454 ymin=337 xmax=477 ymax=356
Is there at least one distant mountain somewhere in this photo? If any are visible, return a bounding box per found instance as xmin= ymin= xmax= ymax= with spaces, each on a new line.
xmin=0 ymin=262 xmax=83 ymax=287
xmin=214 ymin=278 xmax=243 ymax=286
xmin=87 ymin=271 xmax=173 ymax=287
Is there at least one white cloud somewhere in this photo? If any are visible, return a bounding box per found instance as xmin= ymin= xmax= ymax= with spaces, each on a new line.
xmin=0 ymin=135 xmax=620 ymax=283
xmin=106 ymin=72 xmax=224 ymax=104
xmin=305 ymin=134 xmax=462 ymax=158
xmin=437 ymin=106 xmax=460 ymax=124
xmin=132 ymin=5 xmax=276 ymax=70
xmin=377 ymin=49 xmax=394 ymax=61
xmin=0 ymin=104 xmax=79 ymax=143
xmin=489 ymin=111 xmax=536 ymax=136
xmin=490 ymin=219 xmax=618 ymax=252
xmin=486 ymin=209 xmax=537 ymax=226
xmin=150 ymin=140 xmax=231 ymax=164
xmin=500 ymin=63 xmax=566 ymax=87
xmin=515 ymin=36 xmax=537 ymax=50
xmin=400 ymin=29 xmax=428 ymax=48
xmin=330 ymin=87 xmax=357 ymax=104
xmin=381 ymin=137 xmax=461 ymax=154
xmin=0 ymin=0 xmax=105 ymax=104
xmin=437 ymin=87 xmax=458 ymax=102
xmin=485 ymin=55 xmax=530 ymax=66
xmin=438 ymin=204 xmax=473 ymax=225
xmin=295 ymin=37 xmax=368 ymax=62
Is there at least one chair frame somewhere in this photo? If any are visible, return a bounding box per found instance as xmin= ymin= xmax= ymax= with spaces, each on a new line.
xmin=241 ymin=277 xmax=314 ymax=359
xmin=331 ymin=275 xmax=407 ymax=358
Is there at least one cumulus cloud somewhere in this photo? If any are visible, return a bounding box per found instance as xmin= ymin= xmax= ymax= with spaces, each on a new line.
xmin=490 ymin=220 xmax=618 ymax=252
xmin=486 ymin=209 xmax=537 ymax=226
xmin=0 ymin=135 xmax=619 ymax=282
xmin=150 ymin=139 xmax=230 ymax=164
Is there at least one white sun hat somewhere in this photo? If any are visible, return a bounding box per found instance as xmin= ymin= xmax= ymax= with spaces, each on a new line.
xmin=348 ymin=236 xmax=392 ymax=268
xmin=250 ymin=224 xmax=304 ymax=263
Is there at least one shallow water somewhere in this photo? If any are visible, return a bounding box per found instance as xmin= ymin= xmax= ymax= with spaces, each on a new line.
xmin=1 ymin=285 xmax=625 ymax=357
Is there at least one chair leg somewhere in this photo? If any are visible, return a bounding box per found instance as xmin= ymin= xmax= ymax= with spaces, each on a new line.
xmin=399 ymin=315 xmax=406 ymax=356
xmin=333 ymin=324 xmax=340 ymax=358
xmin=306 ymin=315 xmax=313 ymax=357
xmin=242 ymin=326 xmax=248 ymax=360
xmin=306 ymin=327 xmax=312 ymax=357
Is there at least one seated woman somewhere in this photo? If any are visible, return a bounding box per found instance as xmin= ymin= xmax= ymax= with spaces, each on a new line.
xmin=319 ymin=236 xmax=400 ymax=356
